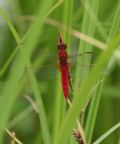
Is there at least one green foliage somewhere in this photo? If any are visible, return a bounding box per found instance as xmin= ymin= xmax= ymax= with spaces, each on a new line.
xmin=0 ymin=0 xmax=119 ymax=144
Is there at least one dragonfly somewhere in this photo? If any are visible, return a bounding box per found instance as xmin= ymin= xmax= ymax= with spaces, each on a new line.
xmin=58 ymin=31 xmax=92 ymax=99
xmin=28 ymin=31 xmax=93 ymax=100
xmin=57 ymin=31 xmax=73 ymax=99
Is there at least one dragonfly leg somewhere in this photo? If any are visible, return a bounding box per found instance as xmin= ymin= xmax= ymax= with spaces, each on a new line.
xmin=68 ymin=72 xmax=73 ymax=92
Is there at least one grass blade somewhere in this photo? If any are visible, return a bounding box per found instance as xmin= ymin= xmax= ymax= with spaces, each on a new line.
xmin=55 ymin=30 xmax=120 ymax=144
xmin=0 ymin=1 xmax=60 ymax=143
xmin=26 ymin=61 xmax=51 ymax=144
xmin=93 ymin=122 xmax=120 ymax=144
xmin=85 ymin=1 xmax=120 ymax=143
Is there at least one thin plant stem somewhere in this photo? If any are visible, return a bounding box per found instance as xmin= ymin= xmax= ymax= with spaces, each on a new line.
xmin=5 ymin=128 xmax=23 ymax=144
xmin=67 ymin=99 xmax=86 ymax=144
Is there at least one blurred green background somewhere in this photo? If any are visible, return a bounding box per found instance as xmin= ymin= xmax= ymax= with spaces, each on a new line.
xmin=0 ymin=0 xmax=120 ymax=144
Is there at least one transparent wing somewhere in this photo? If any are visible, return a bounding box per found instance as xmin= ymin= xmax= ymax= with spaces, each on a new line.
xmin=27 ymin=51 xmax=107 ymax=81
xmin=27 ymin=65 xmax=59 ymax=81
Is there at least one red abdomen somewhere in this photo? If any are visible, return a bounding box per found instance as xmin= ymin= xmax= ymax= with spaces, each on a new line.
xmin=61 ymin=66 xmax=69 ymax=100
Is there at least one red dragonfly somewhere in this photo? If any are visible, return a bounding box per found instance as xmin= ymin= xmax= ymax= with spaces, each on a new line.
xmin=58 ymin=32 xmax=74 ymax=99
xmin=29 ymin=32 xmax=93 ymax=100
xmin=57 ymin=32 xmax=93 ymax=100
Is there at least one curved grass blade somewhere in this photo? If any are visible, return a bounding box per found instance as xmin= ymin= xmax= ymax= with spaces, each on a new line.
xmin=74 ymin=2 xmax=100 ymax=143
xmin=85 ymin=1 xmax=120 ymax=143
xmin=0 ymin=1 xmax=63 ymax=143
xmin=55 ymin=30 xmax=120 ymax=144
xmin=92 ymin=122 xmax=120 ymax=144
xmin=0 ymin=7 xmax=21 ymax=44
xmin=82 ymin=1 xmax=101 ymax=142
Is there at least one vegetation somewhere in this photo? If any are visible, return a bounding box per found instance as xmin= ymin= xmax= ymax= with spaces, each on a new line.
xmin=0 ymin=0 xmax=120 ymax=144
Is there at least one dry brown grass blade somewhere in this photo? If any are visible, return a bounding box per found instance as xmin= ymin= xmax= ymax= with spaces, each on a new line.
xmin=5 ymin=128 xmax=23 ymax=144
xmin=24 ymin=95 xmax=39 ymax=113
xmin=21 ymin=15 xmax=120 ymax=60
xmin=46 ymin=18 xmax=120 ymax=60
xmin=46 ymin=18 xmax=106 ymax=49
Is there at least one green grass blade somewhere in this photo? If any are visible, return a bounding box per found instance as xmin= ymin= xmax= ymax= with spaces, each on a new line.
xmin=92 ymin=122 xmax=120 ymax=144
xmin=107 ymin=1 xmax=120 ymax=42
xmin=8 ymin=106 xmax=33 ymax=129
xmin=85 ymin=1 xmax=120 ymax=143
xmin=107 ymin=1 xmax=120 ymax=68
xmin=0 ymin=48 xmax=18 ymax=77
xmin=0 ymin=6 xmax=21 ymax=44
xmin=62 ymin=0 xmax=73 ymax=48
xmin=53 ymin=77 xmax=64 ymax=144
xmin=23 ymin=0 xmax=63 ymax=42
xmin=103 ymin=86 xmax=120 ymax=99
xmin=26 ymin=61 xmax=51 ymax=144
xmin=80 ymin=0 xmax=107 ymax=40
xmin=85 ymin=77 xmax=104 ymax=144
xmin=82 ymin=0 xmax=101 ymax=142
xmin=74 ymin=2 xmax=100 ymax=139
xmin=74 ymin=0 xmax=99 ymax=98
xmin=55 ymin=30 xmax=120 ymax=144
xmin=0 ymin=1 xmax=60 ymax=142
xmin=118 ymin=136 xmax=120 ymax=144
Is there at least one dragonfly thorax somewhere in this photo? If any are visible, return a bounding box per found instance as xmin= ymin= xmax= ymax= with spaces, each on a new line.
xmin=59 ymin=55 xmax=68 ymax=67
